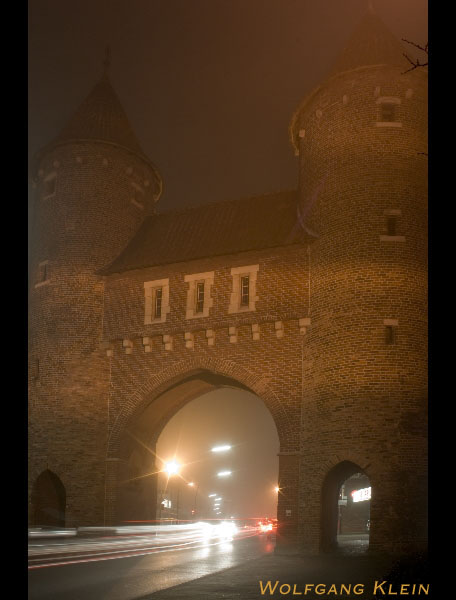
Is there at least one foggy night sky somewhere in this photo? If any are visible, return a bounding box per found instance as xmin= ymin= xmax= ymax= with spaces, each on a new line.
xmin=28 ymin=0 xmax=427 ymax=211
xmin=28 ymin=1 xmax=427 ymax=519
xmin=156 ymin=389 xmax=280 ymax=519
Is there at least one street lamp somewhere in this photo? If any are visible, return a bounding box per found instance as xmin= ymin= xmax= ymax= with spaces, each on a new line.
xmin=164 ymin=461 xmax=180 ymax=476
xmin=217 ymin=471 xmax=232 ymax=477
xmin=163 ymin=461 xmax=181 ymax=522
xmin=211 ymin=444 xmax=232 ymax=453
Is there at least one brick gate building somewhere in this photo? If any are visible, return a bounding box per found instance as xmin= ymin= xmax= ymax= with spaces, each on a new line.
xmin=28 ymin=8 xmax=427 ymax=555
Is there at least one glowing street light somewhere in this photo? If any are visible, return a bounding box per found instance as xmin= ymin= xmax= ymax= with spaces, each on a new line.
xmin=211 ymin=445 xmax=232 ymax=453
xmin=164 ymin=461 xmax=180 ymax=476
xmin=274 ymin=486 xmax=280 ymax=493
xmin=214 ymin=497 xmax=222 ymax=501
xmin=188 ymin=482 xmax=195 ymax=487
xmin=208 ymin=493 xmax=216 ymax=497
xmin=217 ymin=471 xmax=232 ymax=477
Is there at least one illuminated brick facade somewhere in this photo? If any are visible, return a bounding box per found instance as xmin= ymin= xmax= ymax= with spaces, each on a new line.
xmin=28 ymin=9 xmax=427 ymax=555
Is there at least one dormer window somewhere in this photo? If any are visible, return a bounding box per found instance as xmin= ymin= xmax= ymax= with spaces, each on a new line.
xmin=185 ymin=272 xmax=214 ymax=319
xmin=228 ymin=265 xmax=259 ymax=314
xmin=375 ymin=97 xmax=402 ymax=128
xmin=144 ymin=279 xmax=170 ymax=324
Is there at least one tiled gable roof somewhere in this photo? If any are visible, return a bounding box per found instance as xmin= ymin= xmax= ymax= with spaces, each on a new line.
xmin=100 ymin=190 xmax=305 ymax=274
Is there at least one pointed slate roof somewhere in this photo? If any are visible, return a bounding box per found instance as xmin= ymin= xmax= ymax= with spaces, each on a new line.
xmin=329 ymin=7 xmax=408 ymax=76
xmin=100 ymin=190 xmax=306 ymax=274
xmin=53 ymin=73 xmax=147 ymax=158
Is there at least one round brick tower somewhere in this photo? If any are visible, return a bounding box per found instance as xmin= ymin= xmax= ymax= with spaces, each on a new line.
xmin=28 ymin=61 xmax=162 ymax=526
xmin=290 ymin=8 xmax=427 ymax=554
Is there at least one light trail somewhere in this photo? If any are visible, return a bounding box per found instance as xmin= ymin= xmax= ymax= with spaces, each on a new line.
xmin=28 ymin=527 xmax=261 ymax=570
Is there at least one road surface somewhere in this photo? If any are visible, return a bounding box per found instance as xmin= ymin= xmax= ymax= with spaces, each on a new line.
xmin=28 ymin=524 xmax=275 ymax=600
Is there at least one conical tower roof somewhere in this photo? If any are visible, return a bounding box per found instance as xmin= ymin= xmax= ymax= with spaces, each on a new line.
xmin=329 ymin=6 xmax=408 ymax=76
xmin=53 ymin=73 xmax=147 ymax=158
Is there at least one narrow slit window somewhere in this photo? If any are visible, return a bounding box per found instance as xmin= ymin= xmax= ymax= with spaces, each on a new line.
xmin=385 ymin=325 xmax=395 ymax=345
xmin=154 ymin=288 xmax=162 ymax=319
xmin=387 ymin=216 xmax=397 ymax=236
xmin=38 ymin=261 xmax=49 ymax=284
xmin=43 ymin=176 xmax=56 ymax=197
xmin=380 ymin=103 xmax=395 ymax=122
xmin=240 ymin=275 xmax=250 ymax=306
xmin=196 ymin=282 xmax=205 ymax=313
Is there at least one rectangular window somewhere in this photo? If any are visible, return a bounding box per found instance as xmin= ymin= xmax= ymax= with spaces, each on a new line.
xmin=196 ymin=282 xmax=205 ymax=313
xmin=43 ymin=174 xmax=56 ymax=197
xmin=154 ymin=288 xmax=163 ymax=319
xmin=144 ymin=279 xmax=169 ymax=324
xmin=240 ymin=275 xmax=250 ymax=306
xmin=35 ymin=260 xmax=50 ymax=288
xmin=387 ymin=216 xmax=397 ymax=236
xmin=385 ymin=325 xmax=395 ymax=345
xmin=380 ymin=103 xmax=395 ymax=122
xmin=40 ymin=262 xmax=48 ymax=282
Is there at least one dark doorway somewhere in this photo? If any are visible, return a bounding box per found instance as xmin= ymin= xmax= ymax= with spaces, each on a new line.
xmin=31 ymin=470 xmax=66 ymax=527
xmin=321 ymin=461 xmax=370 ymax=554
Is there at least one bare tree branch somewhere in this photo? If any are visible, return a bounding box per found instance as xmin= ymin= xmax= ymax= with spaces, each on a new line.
xmin=401 ymin=38 xmax=428 ymax=73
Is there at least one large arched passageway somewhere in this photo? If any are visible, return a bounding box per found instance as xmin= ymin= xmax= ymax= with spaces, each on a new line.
xmin=107 ymin=368 xmax=295 ymax=543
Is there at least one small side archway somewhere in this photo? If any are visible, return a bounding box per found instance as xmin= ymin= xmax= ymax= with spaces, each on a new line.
xmin=320 ymin=460 xmax=370 ymax=553
xmin=31 ymin=470 xmax=66 ymax=527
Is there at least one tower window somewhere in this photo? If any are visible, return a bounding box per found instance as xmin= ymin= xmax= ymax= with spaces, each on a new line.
xmin=195 ymin=282 xmax=205 ymax=313
xmin=154 ymin=288 xmax=163 ymax=319
xmin=380 ymin=103 xmax=395 ymax=122
xmin=375 ymin=97 xmax=402 ymax=128
xmin=240 ymin=276 xmax=250 ymax=306
xmin=43 ymin=173 xmax=57 ymax=198
xmin=35 ymin=260 xmax=50 ymax=288
xmin=385 ymin=325 xmax=395 ymax=345
xmin=387 ymin=216 xmax=397 ymax=236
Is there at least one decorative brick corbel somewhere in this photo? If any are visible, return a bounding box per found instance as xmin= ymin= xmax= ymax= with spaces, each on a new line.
xmin=142 ymin=337 xmax=152 ymax=353
xmin=163 ymin=334 xmax=173 ymax=351
xmin=122 ymin=339 xmax=133 ymax=354
xmin=206 ymin=329 xmax=215 ymax=347
xmin=100 ymin=341 xmax=114 ymax=357
xmin=299 ymin=317 xmax=311 ymax=335
xmin=184 ymin=332 xmax=194 ymax=350
xmin=229 ymin=326 xmax=238 ymax=344
xmin=251 ymin=324 xmax=260 ymax=341
xmin=275 ymin=321 xmax=284 ymax=339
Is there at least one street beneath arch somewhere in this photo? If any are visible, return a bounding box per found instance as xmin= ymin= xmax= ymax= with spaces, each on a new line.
xmin=28 ymin=525 xmax=275 ymax=600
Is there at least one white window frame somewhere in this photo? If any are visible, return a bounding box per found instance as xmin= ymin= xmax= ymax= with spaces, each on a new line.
xmin=144 ymin=278 xmax=170 ymax=324
xmin=228 ymin=265 xmax=259 ymax=314
xmin=184 ymin=271 xmax=214 ymax=319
